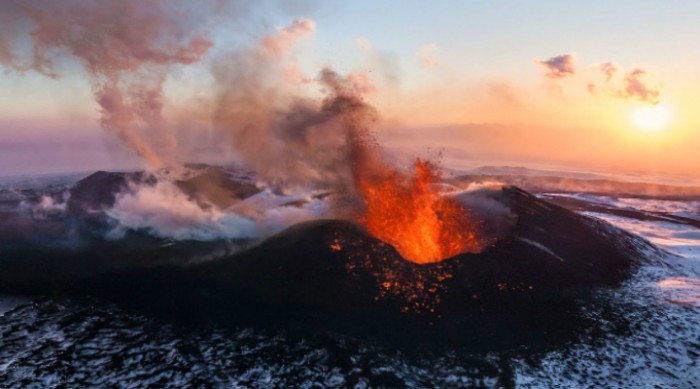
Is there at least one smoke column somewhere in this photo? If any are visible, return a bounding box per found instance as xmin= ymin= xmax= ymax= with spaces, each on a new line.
xmin=0 ymin=1 xmax=385 ymax=192
xmin=0 ymin=0 xmax=223 ymax=169
xmin=1 ymin=2 xmax=488 ymax=262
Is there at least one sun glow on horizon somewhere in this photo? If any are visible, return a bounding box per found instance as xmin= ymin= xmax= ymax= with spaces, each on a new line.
xmin=630 ymin=104 xmax=674 ymax=133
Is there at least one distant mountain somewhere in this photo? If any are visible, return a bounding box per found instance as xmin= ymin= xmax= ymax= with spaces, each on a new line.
xmin=455 ymin=169 xmax=700 ymax=200
xmin=464 ymin=166 xmax=606 ymax=180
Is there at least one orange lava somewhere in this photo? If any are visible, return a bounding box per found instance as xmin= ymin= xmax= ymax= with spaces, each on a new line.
xmin=356 ymin=158 xmax=480 ymax=264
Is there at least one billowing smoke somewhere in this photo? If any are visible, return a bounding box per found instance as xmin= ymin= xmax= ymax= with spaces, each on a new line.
xmin=104 ymin=47 xmax=385 ymax=241
xmin=0 ymin=0 xmax=223 ymax=168
xmin=0 ymin=2 xmax=504 ymax=253
xmin=106 ymin=174 xmax=329 ymax=241
xmin=102 ymin=51 xmax=385 ymax=240
xmin=0 ymin=3 xmax=389 ymax=190
xmin=536 ymin=53 xmax=576 ymax=79
xmin=211 ymin=24 xmax=382 ymax=194
xmin=261 ymin=18 xmax=316 ymax=56
xmin=0 ymin=0 xmax=396 ymax=242
xmin=454 ymin=184 xmax=517 ymax=244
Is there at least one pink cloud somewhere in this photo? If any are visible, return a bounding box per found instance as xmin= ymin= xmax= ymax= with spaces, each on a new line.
xmin=536 ymin=53 xmax=576 ymax=79
xmin=261 ymin=18 xmax=316 ymax=57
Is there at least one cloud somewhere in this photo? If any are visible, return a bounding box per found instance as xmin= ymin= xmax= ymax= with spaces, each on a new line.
xmin=619 ymin=68 xmax=660 ymax=105
xmin=261 ymin=18 xmax=316 ymax=57
xmin=260 ymin=18 xmax=318 ymax=85
xmin=416 ymin=44 xmax=441 ymax=69
xmin=589 ymin=61 xmax=661 ymax=105
xmin=599 ymin=61 xmax=618 ymax=82
xmin=536 ymin=53 xmax=576 ymax=79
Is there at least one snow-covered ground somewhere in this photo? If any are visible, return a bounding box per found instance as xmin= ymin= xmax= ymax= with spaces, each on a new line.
xmin=0 ymin=296 xmax=29 ymax=316
xmin=544 ymin=192 xmax=700 ymax=309
xmin=2 ymin=175 xmax=699 ymax=387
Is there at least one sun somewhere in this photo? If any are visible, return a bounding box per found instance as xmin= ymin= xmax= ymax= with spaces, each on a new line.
xmin=629 ymin=104 xmax=674 ymax=132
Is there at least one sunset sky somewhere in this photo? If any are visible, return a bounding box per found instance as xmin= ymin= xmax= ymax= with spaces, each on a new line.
xmin=1 ymin=0 xmax=699 ymax=180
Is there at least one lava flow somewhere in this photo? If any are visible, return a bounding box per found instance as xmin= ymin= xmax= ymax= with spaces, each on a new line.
xmin=356 ymin=158 xmax=480 ymax=264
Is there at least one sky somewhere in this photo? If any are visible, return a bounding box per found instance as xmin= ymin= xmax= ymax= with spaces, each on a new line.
xmin=1 ymin=0 xmax=699 ymax=180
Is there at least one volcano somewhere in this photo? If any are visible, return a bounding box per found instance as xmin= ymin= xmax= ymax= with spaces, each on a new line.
xmin=0 ymin=167 xmax=658 ymax=323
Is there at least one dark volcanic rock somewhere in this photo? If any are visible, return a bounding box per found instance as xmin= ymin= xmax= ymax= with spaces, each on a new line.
xmin=0 ymin=181 xmax=658 ymax=325
xmin=175 ymin=166 xmax=260 ymax=209
xmin=67 ymin=171 xmax=140 ymax=213
xmin=67 ymin=166 xmax=260 ymax=215
xmin=191 ymin=186 xmax=656 ymax=318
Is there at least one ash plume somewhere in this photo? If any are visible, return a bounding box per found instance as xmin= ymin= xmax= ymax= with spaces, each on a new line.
xmin=105 ymin=59 xmax=390 ymax=241
xmin=0 ymin=1 xmax=393 ymax=241
xmin=0 ymin=2 xmax=498 ymax=255
xmin=0 ymin=3 xmax=385 ymax=191
xmin=211 ymin=26 xmax=382 ymax=194
xmin=261 ymin=18 xmax=316 ymax=56
xmin=0 ymin=0 xmax=223 ymax=169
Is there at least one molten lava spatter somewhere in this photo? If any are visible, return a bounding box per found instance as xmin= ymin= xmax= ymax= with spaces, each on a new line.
xmin=357 ymin=159 xmax=479 ymax=264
